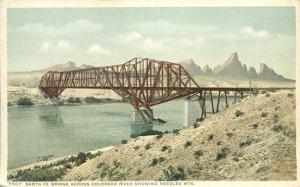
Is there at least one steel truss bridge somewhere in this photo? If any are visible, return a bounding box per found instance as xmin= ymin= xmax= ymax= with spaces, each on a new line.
xmin=39 ymin=57 xmax=290 ymax=120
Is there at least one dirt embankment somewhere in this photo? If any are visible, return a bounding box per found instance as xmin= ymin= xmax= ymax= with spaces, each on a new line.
xmin=59 ymin=90 xmax=296 ymax=181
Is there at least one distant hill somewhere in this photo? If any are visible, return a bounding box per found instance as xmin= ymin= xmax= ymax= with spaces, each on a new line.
xmin=29 ymin=61 xmax=95 ymax=73
xmin=179 ymin=52 xmax=293 ymax=81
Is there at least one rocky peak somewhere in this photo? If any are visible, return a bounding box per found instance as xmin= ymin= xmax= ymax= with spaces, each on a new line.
xmin=179 ymin=59 xmax=202 ymax=75
xmin=258 ymin=63 xmax=284 ymax=80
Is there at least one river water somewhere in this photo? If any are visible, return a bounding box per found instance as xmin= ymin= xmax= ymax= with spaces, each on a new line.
xmin=8 ymin=100 xmax=187 ymax=169
xmin=8 ymin=97 xmax=236 ymax=170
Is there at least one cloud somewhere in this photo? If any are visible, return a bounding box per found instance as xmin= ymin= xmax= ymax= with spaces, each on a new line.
xmin=87 ymin=44 xmax=111 ymax=55
xmin=57 ymin=40 xmax=71 ymax=50
xmin=40 ymin=41 xmax=51 ymax=52
xmin=240 ymin=26 xmax=270 ymax=39
xmin=142 ymin=38 xmax=165 ymax=51
xmin=125 ymin=31 xmax=143 ymax=42
xmin=16 ymin=19 xmax=103 ymax=35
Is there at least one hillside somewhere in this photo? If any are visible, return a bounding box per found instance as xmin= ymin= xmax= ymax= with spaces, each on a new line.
xmin=59 ymin=90 xmax=295 ymax=181
xmin=9 ymin=89 xmax=294 ymax=181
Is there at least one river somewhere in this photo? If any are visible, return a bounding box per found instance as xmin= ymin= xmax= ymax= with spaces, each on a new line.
xmin=8 ymin=96 xmax=236 ymax=170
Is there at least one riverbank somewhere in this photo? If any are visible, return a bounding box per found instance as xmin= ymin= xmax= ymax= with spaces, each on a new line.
xmin=8 ymin=89 xmax=296 ymax=181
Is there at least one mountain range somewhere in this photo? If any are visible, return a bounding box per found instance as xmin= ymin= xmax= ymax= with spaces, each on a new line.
xmin=180 ymin=52 xmax=290 ymax=81
xmin=26 ymin=52 xmax=291 ymax=81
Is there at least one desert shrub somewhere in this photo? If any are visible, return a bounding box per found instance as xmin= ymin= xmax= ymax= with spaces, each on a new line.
xmin=252 ymin=123 xmax=258 ymax=129
xmin=184 ymin=141 xmax=192 ymax=148
xmin=10 ymin=167 xmax=66 ymax=181
xmin=239 ymin=139 xmax=252 ymax=148
xmin=272 ymin=124 xmax=283 ymax=132
xmin=136 ymin=169 xmax=142 ymax=175
xmin=161 ymin=145 xmax=170 ymax=152
xmin=261 ymin=112 xmax=268 ymax=117
xmin=217 ymin=141 xmax=222 ymax=145
xmin=67 ymin=97 xmax=81 ymax=103
xmin=208 ymin=134 xmax=214 ymax=141
xmin=216 ymin=147 xmax=230 ymax=161
xmin=265 ymin=93 xmax=271 ymax=97
xmin=156 ymin=134 xmax=163 ymax=140
xmin=121 ymin=139 xmax=128 ymax=144
xmin=160 ymin=166 xmax=186 ymax=181
xmin=144 ymin=143 xmax=151 ymax=150
xmin=164 ymin=130 xmax=170 ymax=134
xmin=226 ymin=132 xmax=234 ymax=138
xmin=75 ymin=152 xmax=87 ymax=166
xmin=158 ymin=157 xmax=165 ymax=162
xmin=172 ymin=129 xmax=180 ymax=135
xmin=64 ymin=163 xmax=72 ymax=169
xmin=97 ymin=162 xmax=105 ymax=169
xmin=133 ymin=145 xmax=140 ymax=151
xmin=193 ymin=123 xmax=200 ymax=129
xmin=235 ymin=110 xmax=244 ymax=117
xmin=113 ymin=160 xmax=121 ymax=168
xmin=17 ymin=97 xmax=33 ymax=106
xmin=287 ymin=93 xmax=294 ymax=98
xmin=194 ymin=150 xmax=203 ymax=159
xmin=150 ymin=158 xmax=158 ymax=166
xmin=273 ymin=114 xmax=279 ymax=123
xmin=233 ymin=157 xmax=239 ymax=162
xmin=100 ymin=165 xmax=110 ymax=179
xmin=67 ymin=156 xmax=76 ymax=163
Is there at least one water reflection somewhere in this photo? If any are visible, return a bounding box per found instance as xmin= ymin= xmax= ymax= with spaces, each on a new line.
xmin=38 ymin=106 xmax=64 ymax=128
xmin=130 ymin=123 xmax=153 ymax=137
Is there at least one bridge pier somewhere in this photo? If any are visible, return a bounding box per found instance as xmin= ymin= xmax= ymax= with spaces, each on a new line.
xmin=184 ymin=98 xmax=205 ymax=127
xmin=131 ymin=108 xmax=154 ymax=124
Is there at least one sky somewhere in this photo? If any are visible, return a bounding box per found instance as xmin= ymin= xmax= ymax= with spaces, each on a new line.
xmin=7 ymin=7 xmax=296 ymax=79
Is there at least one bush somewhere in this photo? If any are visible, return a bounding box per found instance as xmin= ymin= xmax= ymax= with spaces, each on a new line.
xmin=121 ymin=139 xmax=128 ymax=144
xmin=265 ymin=93 xmax=271 ymax=97
xmin=252 ymin=124 xmax=258 ymax=129
xmin=272 ymin=124 xmax=283 ymax=132
xmin=261 ymin=112 xmax=268 ymax=117
xmin=150 ymin=158 xmax=158 ymax=166
xmin=239 ymin=139 xmax=252 ymax=148
xmin=75 ymin=152 xmax=87 ymax=166
xmin=217 ymin=141 xmax=222 ymax=145
xmin=144 ymin=143 xmax=151 ymax=150
xmin=17 ymin=97 xmax=33 ymax=106
xmin=97 ymin=162 xmax=105 ymax=169
xmin=160 ymin=166 xmax=186 ymax=181
xmin=156 ymin=134 xmax=163 ymax=140
xmin=184 ymin=141 xmax=192 ymax=148
xmin=226 ymin=132 xmax=234 ymax=138
xmin=67 ymin=97 xmax=81 ymax=103
xmin=158 ymin=157 xmax=165 ymax=162
xmin=235 ymin=110 xmax=244 ymax=117
xmin=193 ymin=123 xmax=200 ymax=129
xmin=113 ymin=160 xmax=121 ymax=168
xmin=136 ymin=169 xmax=142 ymax=175
xmin=161 ymin=145 xmax=171 ymax=152
xmin=133 ymin=145 xmax=140 ymax=151
xmin=172 ymin=129 xmax=180 ymax=135
xmin=84 ymin=97 xmax=120 ymax=103
xmin=216 ymin=147 xmax=230 ymax=161
xmin=287 ymin=93 xmax=294 ymax=98
xmin=194 ymin=150 xmax=203 ymax=159
xmin=10 ymin=167 xmax=66 ymax=181
xmin=208 ymin=134 xmax=214 ymax=141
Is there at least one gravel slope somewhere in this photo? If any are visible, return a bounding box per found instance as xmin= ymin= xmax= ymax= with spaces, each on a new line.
xmin=62 ymin=90 xmax=296 ymax=181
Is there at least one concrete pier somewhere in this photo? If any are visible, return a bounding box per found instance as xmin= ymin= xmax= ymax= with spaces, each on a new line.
xmin=184 ymin=98 xmax=205 ymax=127
xmin=131 ymin=108 xmax=154 ymax=124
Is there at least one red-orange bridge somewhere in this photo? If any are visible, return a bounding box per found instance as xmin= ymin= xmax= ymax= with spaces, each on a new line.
xmin=39 ymin=57 xmax=286 ymax=122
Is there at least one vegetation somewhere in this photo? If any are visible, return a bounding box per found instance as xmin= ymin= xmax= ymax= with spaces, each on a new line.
xmin=121 ymin=139 xmax=128 ymax=144
xmin=272 ymin=124 xmax=283 ymax=132
xmin=184 ymin=141 xmax=192 ymax=148
xmin=287 ymin=93 xmax=294 ymax=98
xmin=252 ymin=123 xmax=258 ymax=129
xmin=16 ymin=97 xmax=33 ymax=106
xmin=208 ymin=134 xmax=214 ymax=141
xmin=84 ymin=97 xmax=121 ymax=103
xmin=194 ymin=150 xmax=203 ymax=159
xmin=216 ymin=147 xmax=230 ymax=161
xmin=160 ymin=166 xmax=186 ymax=181
xmin=235 ymin=110 xmax=244 ymax=117
xmin=144 ymin=143 xmax=151 ymax=150
xmin=133 ymin=145 xmax=140 ymax=151
xmin=265 ymin=93 xmax=271 ymax=97
xmin=193 ymin=122 xmax=200 ymax=128
xmin=261 ymin=112 xmax=268 ymax=117
xmin=155 ymin=134 xmax=163 ymax=140
xmin=161 ymin=145 xmax=171 ymax=152
xmin=67 ymin=97 xmax=81 ymax=103
xmin=239 ymin=139 xmax=252 ymax=148
xmin=172 ymin=129 xmax=180 ymax=135
xmin=75 ymin=152 xmax=87 ymax=166
xmin=8 ymin=167 xmax=66 ymax=181
xmin=150 ymin=158 xmax=158 ymax=166
xmin=136 ymin=169 xmax=142 ymax=175
xmin=226 ymin=132 xmax=234 ymax=138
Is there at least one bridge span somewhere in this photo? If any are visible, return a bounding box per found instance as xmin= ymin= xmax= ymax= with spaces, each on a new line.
xmin=38 ymin=57 xmax=291 ymax=124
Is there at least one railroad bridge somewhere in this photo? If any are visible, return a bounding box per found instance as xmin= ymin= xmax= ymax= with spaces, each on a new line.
xmin=39 ymin=57 xmax=254 ymax=125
